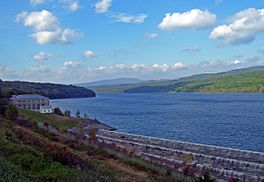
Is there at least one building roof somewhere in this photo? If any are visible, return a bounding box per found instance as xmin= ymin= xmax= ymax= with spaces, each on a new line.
xmin=10 ymin=94 xmax=49 ymax=100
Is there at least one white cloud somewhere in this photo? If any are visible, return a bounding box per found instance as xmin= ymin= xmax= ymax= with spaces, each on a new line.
xmin=210 ymin=8 xmax=264 ymax=45
xmin=145 ymin=33 xmax=159 ymax=39
xmin=16 ymin=10 xmax=59 ymax=31
xmin=229 ymin=59 xmax=241 ymax=65
xmin=33 ymin=52 xmax=52 ymax=61
xmin=16 ymin=10 xmax=82 ymax=44
xmin=182 ymin=46 xmax=201 ymax=52
xmin=84 ymin=50 xmax=95 ymax=59
xmin=152 ymin=64 xmax=169 ymax=72
xmin=31 ymin=28 xmax=82 ymax=45
xmin=95 ymin=0 xmax=112 ymax=14
xmin=173 ymin=62 xmax=186 ymax=70
xmin=63 ymin=61 xmax=81 ymax=67
xmin=69 ymin=1 xmax=80 ymax=12
xmin=61 ymin=0 xmax=80 ymax=12
xmin=158 ymin=9 xmax=216 ymax=30
xmin=30 ymin=0 xmax=47 ymax=6
xmin=2 ymin=58 xmax=263 ymax=83
xmin=112 ymin=13 xmax=148 ymax=24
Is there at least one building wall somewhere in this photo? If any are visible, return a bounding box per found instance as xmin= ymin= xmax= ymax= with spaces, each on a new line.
xmin=40 ymin=108 xmax=53 ymax=114
xmin=11 ymin=98 xmax=49 ymax=111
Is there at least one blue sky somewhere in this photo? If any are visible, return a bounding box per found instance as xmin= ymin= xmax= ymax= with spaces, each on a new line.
xmin=0 ymin=0 xmax=264 ymax=83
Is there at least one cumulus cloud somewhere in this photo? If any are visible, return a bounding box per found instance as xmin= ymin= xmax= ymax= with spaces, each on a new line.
xmin=31 ymin=28 xmax=82 ymax=44
xmin=210 ymin=8 xmax=264 ymax=45
xmin=112 ymin=13 xmax=148 ymax=24
xmin=30 ymin=0 xmax=47 ymax=6
xmin=145 ymin=33 xmax=159 ymax=39
xmin=16 ymin=10 xmax=59 ymax=31
xmin=16 ymin=10 xmax=82 ymax=45
xmin=158 ymin=9 xmax=216 ymax=30
xmin=84 ymin=50 xmax=95 ymax=59
xmin=173 ymin=62 xmax=187 ymax=70
xmin=229 ymin=59 xmax=241 ymax=65
xmin=33 ymin=52 xmax=52 ymax=61
xmin=95 ymin=0 xmax=112 ymax=14
xmin=152 ymin=64 xmax=169 ymax=72
xmin=61 ymin=0 xmax=80 ymax=12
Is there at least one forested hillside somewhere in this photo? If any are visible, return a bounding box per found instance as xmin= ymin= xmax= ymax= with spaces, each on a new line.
xmin=0 ymin=80 xmax=96 ymax=99
xmin=93 ymin=67 xmax=264 ymax=93
xmin=171 ymin=70 xmax=264 ymax=93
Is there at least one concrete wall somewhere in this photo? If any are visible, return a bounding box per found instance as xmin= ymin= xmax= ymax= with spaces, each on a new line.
xmin=97 ymin=130 xmax=264 ymax=182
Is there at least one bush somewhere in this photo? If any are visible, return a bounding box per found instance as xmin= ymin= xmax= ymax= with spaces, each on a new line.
xmin=54 ymin=107 xmax=63 ymax=115
xmin=0 ymin=91 xmax=7 ymax=116
xmin=5 ymin=104 xmax=18 ymax=120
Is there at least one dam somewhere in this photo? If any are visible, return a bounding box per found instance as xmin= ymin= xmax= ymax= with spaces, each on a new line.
xmin=96 ymin=129 xmax=264 ymax=182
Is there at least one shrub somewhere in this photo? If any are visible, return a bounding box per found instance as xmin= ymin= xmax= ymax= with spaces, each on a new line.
xmin=5 ymin=104 xmax=18 ymax=121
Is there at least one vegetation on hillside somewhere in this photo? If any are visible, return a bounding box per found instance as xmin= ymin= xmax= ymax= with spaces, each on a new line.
xmin=0 ymin=79 xmax=96 ymax=99
xmin=171 ymin=70 xmax=264 ymax=93
xmin=94 ymin=69 xmax=264 ymax=93
xmin=19 ymin=109 xmax=82 ymax=129
xmin=0 ymin=113 xmax=181 ymax=181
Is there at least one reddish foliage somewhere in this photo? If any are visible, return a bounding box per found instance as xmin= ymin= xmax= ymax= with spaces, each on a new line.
xmin=13 ymin=126 xmax=96 ymax=170
xmin=229 ymin=177 xmax=240 ymax=182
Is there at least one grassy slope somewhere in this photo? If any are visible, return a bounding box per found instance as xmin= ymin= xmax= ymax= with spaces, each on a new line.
xmin=19 ymin=109 xmax=82 ymax=129
xmin=0 ymin=113 xmax=179 ymax=182
xmin=0 ymin=119 xmax=81 ymax=181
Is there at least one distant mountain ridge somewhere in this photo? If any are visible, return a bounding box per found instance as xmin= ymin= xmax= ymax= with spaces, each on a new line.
xmin=79 ymin=78 xmax=142 ymax=87
xmin=92 ymin=66 xmax=264 ymax=93
xmin=0 ymin=80 xmax=96 ymax=99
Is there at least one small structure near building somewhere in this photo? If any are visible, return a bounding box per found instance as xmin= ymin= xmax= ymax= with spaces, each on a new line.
xmin=10 ymin=94 xmax=52 ymax=113
xmin=40 ymin=105 xmax=53 ymax=114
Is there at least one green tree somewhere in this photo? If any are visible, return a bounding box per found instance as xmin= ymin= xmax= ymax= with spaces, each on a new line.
xmin=54 ymin=107 xmax=63 ymax=115
xmin=64 ymin=110 xmax=71 ymax=117
xmin=5 ymin=105 xmax=19 ymax=120
xmin=83 ymin=113 xmax=88 ymax=119
xmin=76 ymin=110 xmax=80 ymax=118
xmin=0 ymin=93 xmax=7 ymax=116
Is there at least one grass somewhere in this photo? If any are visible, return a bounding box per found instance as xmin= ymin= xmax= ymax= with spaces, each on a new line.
xmin=0 ymin=119 xmax=81 ymax=182
xmin=0 ymin=115 xmax=185 ymax=182
xmin=19 ymin=109 xmax=82 ymax=129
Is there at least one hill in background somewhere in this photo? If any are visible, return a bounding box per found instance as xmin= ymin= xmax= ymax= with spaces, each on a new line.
xmin=0 ymin=80 xmax=96 ymax=99
xmin=78 ymin=78 xmax=142 ymax=87
xmin=89 ymin=66 xmax=264 ymax=93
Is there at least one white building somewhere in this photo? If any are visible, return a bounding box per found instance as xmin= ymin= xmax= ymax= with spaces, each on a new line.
xmin=10 ymin=94 xmax=50 ymax=112
xmin=40 ymin=105 xmax=53 ymax=114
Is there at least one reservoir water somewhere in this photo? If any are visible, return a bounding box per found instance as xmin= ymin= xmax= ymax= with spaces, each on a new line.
xmin=51 ymin=93 xmax=264 ymax=152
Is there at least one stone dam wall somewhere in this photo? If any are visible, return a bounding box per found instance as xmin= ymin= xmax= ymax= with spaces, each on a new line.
xmin=97 ymin=130 xmax=264 ymax=182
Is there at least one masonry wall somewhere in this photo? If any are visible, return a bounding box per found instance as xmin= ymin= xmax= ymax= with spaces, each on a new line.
xmin=97 ymin=130 xmax=264 ymax=182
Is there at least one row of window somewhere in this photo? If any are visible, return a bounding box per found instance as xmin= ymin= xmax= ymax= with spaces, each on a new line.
xmin=14 ymin=99 xmax=47 ymax=103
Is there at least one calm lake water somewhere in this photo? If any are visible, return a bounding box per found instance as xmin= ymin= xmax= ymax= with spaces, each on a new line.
xmin=51 ymin=93 xmax=264 ymax=152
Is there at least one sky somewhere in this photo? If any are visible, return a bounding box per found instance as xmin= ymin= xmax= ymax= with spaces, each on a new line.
xmin=0 ymin=0 xmax=264 ymax=83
